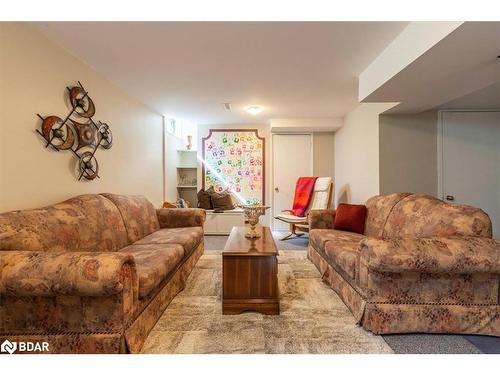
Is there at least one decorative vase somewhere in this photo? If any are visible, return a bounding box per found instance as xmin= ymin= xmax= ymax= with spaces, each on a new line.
xmin=186 ymin=135 xmax=193 ymax=150
xmin=238 ymin=204 xmax=270 ymax=238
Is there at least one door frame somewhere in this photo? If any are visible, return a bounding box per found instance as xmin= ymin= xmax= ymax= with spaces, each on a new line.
xmin=271 ymin=133 xmax=314 ymax=231
xmin=437 ymin=109 xmax=500 ymax=201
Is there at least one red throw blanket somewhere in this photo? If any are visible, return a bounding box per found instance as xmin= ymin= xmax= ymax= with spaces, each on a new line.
xmin=291 ymin=177 xmax=318 ymax=217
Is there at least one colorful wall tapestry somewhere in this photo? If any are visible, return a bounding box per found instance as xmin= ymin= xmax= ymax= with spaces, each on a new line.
xmin=202 ymin=129 xmax=265 ymax=205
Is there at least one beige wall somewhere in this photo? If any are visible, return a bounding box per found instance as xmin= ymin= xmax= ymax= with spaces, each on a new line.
xmin=313 ymin=132 xmax=335 ymax=181
xmin=163 ymin=126 xmax=183 ymax=203
xmin=270 ymin=118 xmax=342 ymax=133
xmin=379 ymin=110 xmax=438 ymax=196
xmin=334 ymin=103 xmax=395 ymax=205
xmin=0 ymin=23 xmax=164 ymax=212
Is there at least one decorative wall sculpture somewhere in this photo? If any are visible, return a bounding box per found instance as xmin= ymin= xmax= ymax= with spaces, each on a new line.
xmin=202 ymin=129 xmax=265 ymax=204
xmin=36 ymin=81 xmax=113 ymax=180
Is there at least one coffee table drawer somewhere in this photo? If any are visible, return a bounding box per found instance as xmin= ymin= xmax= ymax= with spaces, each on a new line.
xmin=223 ymin=255 xmax=278 ymax=300
xmin=222 ymin=226 xmax=280 ymax=315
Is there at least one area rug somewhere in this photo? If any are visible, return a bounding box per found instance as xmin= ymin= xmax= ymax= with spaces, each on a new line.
xmin=141 ymin=250 xmax=393 ymax=354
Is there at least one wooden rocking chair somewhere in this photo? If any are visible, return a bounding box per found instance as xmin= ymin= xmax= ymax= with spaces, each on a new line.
xmin=274 ymin=177 xmax=333 ymax=240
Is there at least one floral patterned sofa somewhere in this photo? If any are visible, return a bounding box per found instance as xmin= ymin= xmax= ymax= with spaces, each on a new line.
xmin=0 ymin=193 xmax=206 ymax=353
xmin=308 ymin=193 xmax=500 ymax=336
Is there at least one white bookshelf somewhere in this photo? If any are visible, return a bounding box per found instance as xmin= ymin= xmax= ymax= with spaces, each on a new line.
xmin=176 ymin=150 xmax=198 ymax=206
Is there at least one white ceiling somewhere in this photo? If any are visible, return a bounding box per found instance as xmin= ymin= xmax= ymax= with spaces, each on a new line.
xmin=440 ymin=81 xmax=500 ymax=109
xmin=362 ymin=22 xmax=500 ymax=114
xmin=36 ymin=22 xmax=407 ymax=125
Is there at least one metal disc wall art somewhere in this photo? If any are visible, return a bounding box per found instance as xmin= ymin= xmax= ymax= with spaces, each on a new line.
xmin=36 ymin=81 xmax=113 ymax=181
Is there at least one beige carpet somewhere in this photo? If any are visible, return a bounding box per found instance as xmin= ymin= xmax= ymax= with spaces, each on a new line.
xmin=141 ymin=250 xmax=393 ymax=354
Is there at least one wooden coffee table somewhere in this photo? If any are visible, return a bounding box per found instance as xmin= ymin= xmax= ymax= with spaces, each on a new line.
xmin=222 ymin=226 xmax=279 ymax=315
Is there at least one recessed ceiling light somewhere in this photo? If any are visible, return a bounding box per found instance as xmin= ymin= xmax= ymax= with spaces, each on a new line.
xmin=244 ymin=105 xmax=264 ymax=115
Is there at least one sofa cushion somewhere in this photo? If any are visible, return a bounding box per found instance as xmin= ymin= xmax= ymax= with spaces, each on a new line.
xmin=0 ymin=194 xmax=129 ymax=252
xmin=101 ymin=194 xmax=160 ymax=244
xmin=120 ymin=244 xmax=184 ymax=298
xmin=308 ymin=209 xmax=335 ymax=230
xmin=157 ymin=208 xmax=206 ymax=228
xmin=383 ymin=194 xmax=492 ymax=238
xmin=364 ymin=193 xmax=411 ymax=237
xmin=134 ymin=227 xmax=203 ymax=255
xmin=309 ymin=229 xmax=365 ymax=253
xmin=334 ymin=203 xmax=367 ymax=234
xmin=324 ymin=239 xmax=360 ymax=281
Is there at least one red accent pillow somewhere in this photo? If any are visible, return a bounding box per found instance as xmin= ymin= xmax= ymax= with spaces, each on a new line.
xmin=334 ymin=203 xmax=367 ymax=234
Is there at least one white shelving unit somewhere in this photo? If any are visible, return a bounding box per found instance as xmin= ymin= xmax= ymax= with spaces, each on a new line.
xmin=177 ymin=150 xmax=198 ymax=206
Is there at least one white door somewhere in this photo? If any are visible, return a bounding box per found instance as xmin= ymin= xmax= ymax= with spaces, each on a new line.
xmin=441 ymin=111 xmax=500 ymax=238
xmin=272 ymin=134 xmax=313 ymax=231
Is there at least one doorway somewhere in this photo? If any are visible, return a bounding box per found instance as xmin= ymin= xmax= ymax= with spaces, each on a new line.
xmin=439 ymin=110 xmax=500 ymax=238
xmin=272 ymin=134 xmax=313 ymax=231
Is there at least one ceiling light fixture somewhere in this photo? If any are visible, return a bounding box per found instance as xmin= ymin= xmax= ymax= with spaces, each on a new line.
xmin=244 ymin=105 xmax=264 ymax=115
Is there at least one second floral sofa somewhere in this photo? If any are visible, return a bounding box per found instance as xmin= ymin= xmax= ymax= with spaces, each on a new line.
xmin=308 ymin=193 xmax=500 ymax=337
xmin=0 ymin=193 xmax=206 ymax=353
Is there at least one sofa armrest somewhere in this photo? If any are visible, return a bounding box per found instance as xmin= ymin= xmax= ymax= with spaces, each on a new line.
xmin=156 ymin=208 xmax=206 ymax=228
xmin=0 ymin=251 xmax=138 ymax=297
xmin=308 ymin=209 xmax=336 ymax=230
xmin=359 ymin=236 xmax=500 ymax=274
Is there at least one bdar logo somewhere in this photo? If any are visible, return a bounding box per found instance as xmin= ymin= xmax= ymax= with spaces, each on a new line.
xmin=0 ymin=339 xmax=49 ymax=354
xmin=1 ymin=339 xmax=17 ymax=354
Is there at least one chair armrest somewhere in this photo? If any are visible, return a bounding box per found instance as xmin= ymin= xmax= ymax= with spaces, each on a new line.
xmin=156 ymin=208 xmax=206 ymax=228
xmin=359 ymin=236 xmax=500 ymax=274
xmin=0 ymin=251 xmax=138 ymax=297
xmin=308 ymin=209 xmax=336 ymax=230
xmin=281 ymin=209 xmax=293 ymax=213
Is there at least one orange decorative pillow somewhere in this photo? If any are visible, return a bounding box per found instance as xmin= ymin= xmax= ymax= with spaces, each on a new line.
xmin=334 ymin=203 xmax=367 ymax=234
